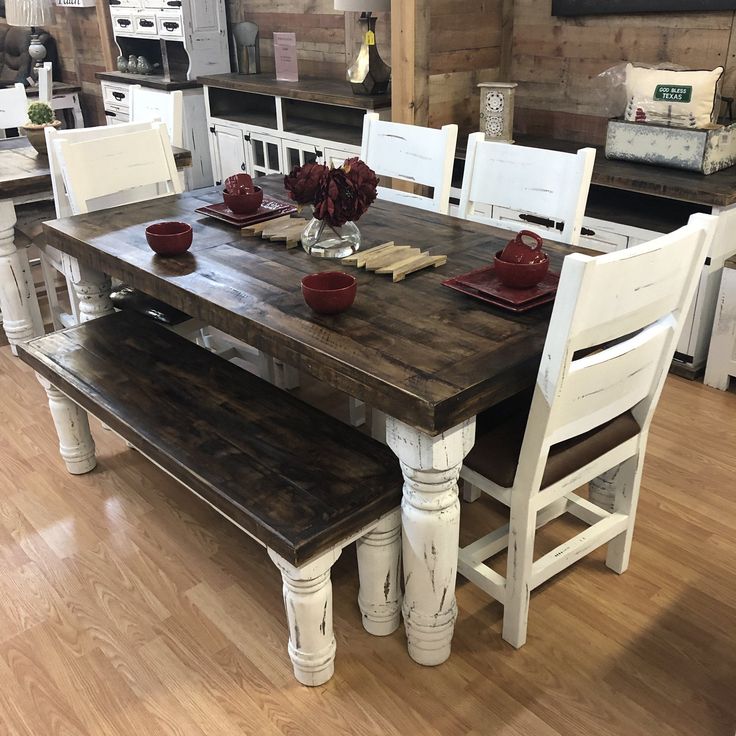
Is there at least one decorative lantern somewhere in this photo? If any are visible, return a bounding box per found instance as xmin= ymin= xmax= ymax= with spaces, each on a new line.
xmin=479 ymin=82 xmax=517 ymax=143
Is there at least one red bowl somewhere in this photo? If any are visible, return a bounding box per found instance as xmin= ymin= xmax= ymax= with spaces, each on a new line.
xmin=301 ymin=272 xmax=357 ymax=315
xmin=145 ymin=221 xmax=193 ymax=256
xmin=494 ymin=250 xmax=549 ymax=289
xmin=223 ymin=185 xmax=263 ymax=215
xmin=224 ymin=172 xmax=254 ymax=193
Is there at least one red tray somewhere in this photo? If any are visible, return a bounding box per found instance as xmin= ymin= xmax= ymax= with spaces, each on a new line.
xmin=195 ymin=196 xmax=296 ymax=227
xmin=442 ymin=264 xmax=559 ymax=312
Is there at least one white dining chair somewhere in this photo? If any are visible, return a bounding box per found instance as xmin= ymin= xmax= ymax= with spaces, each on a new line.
xmin=41 ymin=121 xmax=183 ymax=329
xmin=129 ymin=85 xmax=184 ymax=148
xmin=0 ymin=82 xmax=28 ymax=136
xmin=360 ymin=112 xmax=458 ymax=215
xmin=458 ymin=133 xmax=596 ymax=246
xmin=458 ymin=212 xmax=715 ymax=649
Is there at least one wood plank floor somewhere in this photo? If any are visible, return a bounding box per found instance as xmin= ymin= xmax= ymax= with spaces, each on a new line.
xmin=0 ymin=343 xmax=735 ymax=736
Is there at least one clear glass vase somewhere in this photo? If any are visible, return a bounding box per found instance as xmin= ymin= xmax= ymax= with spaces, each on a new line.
xmin=301 ymin=212 xmax=361 ymax=259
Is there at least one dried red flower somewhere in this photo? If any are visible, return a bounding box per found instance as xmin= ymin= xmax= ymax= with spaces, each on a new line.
xmin=284 ymin=161 xmax=329 ymax=206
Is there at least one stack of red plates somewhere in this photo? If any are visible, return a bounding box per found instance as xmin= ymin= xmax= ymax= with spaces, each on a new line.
xmin=442 ymin=264 xmax=559 ymax=312
xmin=195 ymin=195 xmax=296 ymax=227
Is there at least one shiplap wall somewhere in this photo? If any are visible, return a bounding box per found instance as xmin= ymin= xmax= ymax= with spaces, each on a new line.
xmin=512 ymin=0 xmax=736 ymax=143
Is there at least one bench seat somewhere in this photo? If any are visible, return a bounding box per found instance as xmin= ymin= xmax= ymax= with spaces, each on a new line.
xmin=18 ymin=311 xmax=403 ymax=686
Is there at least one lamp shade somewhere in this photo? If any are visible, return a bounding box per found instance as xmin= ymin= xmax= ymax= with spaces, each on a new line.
xmin=5 ymin=0 xmax=54 ymax=26
xmin=334 ymin=0 xmax=390 ymax=11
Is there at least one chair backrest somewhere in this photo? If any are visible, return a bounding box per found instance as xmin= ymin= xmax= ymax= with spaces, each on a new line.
xmin=517 ymin=212 xmax=715 ymax=494
xmin=46 ymin=121 xmax=182 ymax=217
xmin=0 ymin=82 xmax=27 ymax=129
xmin=129 ymin=85 xmax=184 ymax=148
xmin=458 ymin=132 xmax=596 ymax=245
xmin=360 ymin=112 xmax=458 ymax=215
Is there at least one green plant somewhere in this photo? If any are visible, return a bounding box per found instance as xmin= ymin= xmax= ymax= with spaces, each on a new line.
xmin=27 ymin=102 xmax=55 ymax=126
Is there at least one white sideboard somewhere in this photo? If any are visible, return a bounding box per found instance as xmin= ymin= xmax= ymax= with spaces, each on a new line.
xmin=199 ymin=74 xmax=390 ymax=186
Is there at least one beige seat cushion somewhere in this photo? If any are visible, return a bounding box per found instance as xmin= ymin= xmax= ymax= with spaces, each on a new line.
xmin=464 ymin=390 xmax=640 ymax=489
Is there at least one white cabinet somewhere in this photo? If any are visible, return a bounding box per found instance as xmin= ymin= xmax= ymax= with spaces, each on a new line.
xmin=203 ymin=75 xmax=390 ymax=185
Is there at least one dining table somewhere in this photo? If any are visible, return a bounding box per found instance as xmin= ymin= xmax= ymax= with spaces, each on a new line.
xmin=0 ymin=137 xmax=193 ymax=353
xmin=40 ymin=175 xmax=572 ymax=667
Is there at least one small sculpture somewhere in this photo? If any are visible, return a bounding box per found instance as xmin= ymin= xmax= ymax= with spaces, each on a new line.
xmin=116 ymin=55 xmax=127 ymax=73
xmin=128 ymin=54 xmax=138 ymax=74
xmin=137 ymin=56 xmax=152 ymax=75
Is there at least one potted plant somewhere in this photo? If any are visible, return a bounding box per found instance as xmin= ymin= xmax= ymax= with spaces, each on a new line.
xmin=21 ymin=102 xmax=62 ymax=157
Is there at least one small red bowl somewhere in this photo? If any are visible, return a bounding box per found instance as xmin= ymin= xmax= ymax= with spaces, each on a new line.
xmin=145 ymin=221 xmax=193 ymax=256
xmin=301 ymin=272 xmax=357 ymax=315
xmin=494 ymin=250 xmax=549 ymax=289
xmin=223 ymin=185 xmax=263 ymax=215
xmin=224 ymin=172 xmax=254 ymax=193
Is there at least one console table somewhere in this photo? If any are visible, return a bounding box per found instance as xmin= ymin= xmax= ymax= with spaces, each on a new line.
xmin=199 ymin=74 xmax=390 ymax=185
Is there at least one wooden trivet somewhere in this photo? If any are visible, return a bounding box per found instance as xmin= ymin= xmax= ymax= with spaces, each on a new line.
xmin=342 ymin=241 xmax=447 ymax=282
xmin=241 ymin=216 xmax=306 ymax=248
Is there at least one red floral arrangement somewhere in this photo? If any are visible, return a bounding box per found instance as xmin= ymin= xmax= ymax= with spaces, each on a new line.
xmin=284 ymin=158 xmax=379 ymax=228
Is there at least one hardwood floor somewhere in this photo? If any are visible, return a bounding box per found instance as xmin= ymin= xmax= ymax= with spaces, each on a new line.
xmin=0 ymin=344 xmax=734 ymax=736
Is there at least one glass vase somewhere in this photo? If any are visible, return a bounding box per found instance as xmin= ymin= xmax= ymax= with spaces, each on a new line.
xmin=301 ymin=212 xmax=361 ymax=259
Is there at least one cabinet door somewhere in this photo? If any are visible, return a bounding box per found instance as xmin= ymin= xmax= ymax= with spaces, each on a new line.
xmin=189 ymin=0 xmax=224 ymax=33
xmin=211 ymin=123 xmax=247 ymax=185
xmin=247 ymin=131 xmax=283 ymax=178
xmin=282 ymin=139 xmax=322 ymax=172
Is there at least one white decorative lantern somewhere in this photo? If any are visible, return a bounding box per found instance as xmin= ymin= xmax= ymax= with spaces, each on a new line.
xmin=479 ymin=82 xmax=517 ymax=143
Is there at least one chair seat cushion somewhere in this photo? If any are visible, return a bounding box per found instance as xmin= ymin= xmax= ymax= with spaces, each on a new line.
xmin=465 ymin=390 xmax=640 ymax=489
xmin=110 ymin=285 xmax=192 ymax=326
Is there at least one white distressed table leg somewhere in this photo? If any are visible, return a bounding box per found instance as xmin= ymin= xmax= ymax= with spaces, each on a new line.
xmin=356 ymin=509 xmax=402 ymax=636
xmin=37 ymin=375 xmax=96 ymax=475
xmin=268 ymin=548 xmax=340 ymax=686
xmin=0 ymin=200 xmax=38 ymax=353
xmin=69 ymin=261 xmax=114 ymax=323
xmin=386 ymin=417 xmax=476 ymax=666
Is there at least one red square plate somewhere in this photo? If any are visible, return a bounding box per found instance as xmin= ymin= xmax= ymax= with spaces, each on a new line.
xmin=195 ymin=195 xmax=296 ymax=227
xmin=442 ymin=264 xmax=559 ymax=312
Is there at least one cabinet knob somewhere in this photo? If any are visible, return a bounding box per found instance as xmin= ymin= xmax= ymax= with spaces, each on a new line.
xmin=240 ymin=162 xmax=247 ymax=171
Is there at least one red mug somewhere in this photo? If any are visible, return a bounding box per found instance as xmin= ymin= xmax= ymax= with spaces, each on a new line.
xmin=500 ymin=230 xmax=545 ymax=264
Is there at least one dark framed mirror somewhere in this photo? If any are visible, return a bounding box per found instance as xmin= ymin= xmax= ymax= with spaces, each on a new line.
xmin=553 ymin=0 xmax=736 ymax=15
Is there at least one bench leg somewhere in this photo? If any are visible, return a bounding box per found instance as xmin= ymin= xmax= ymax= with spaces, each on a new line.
xmin=356 ymin=509 xmax=402 ymax=636
xmin=268 ymin=548 xmax=340 ymax=686
xmin=37 ymin=376 xmax=96 ymax=475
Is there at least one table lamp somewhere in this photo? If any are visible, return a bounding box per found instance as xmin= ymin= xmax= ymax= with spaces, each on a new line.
xmin=335 ymin=0 xmax=390 ymax=96
xmin=5 ymin=0 xmax=54 ymax=79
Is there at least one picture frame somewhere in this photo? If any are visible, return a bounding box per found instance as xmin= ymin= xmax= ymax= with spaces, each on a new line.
xmin=553 ymin=0 xmax=736 ymax=15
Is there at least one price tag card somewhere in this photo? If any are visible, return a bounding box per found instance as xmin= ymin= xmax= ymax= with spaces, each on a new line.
xmin=273 ymin=32 xmax=298 ymax=82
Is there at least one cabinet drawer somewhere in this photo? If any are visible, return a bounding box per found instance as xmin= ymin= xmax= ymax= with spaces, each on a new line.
xmin=579 ymin=228 xmax=628 ymax=253
xmin=111 ymin=13 xmax=135 ymax=34
xmin=108 ymin=0 xmax=140 ymax=8
xmin=158 ymin=11 xmax=184 ymax=38
xmin=141 ymin=0 xmax=181 ymax=8
xmin=104 ymin=105 xmax=130 ymax=124
xmin=101 ymin=82 xmax=131 ymax=110
xmin=134 ymin=13 xmax=158 ymax=35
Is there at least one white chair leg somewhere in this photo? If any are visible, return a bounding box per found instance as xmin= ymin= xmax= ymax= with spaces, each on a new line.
xmin=348 ymin=398 xmax=366 ymax=427
xmin=267 ymin=548 xmax=340 ymax=687
xmin=39 ymin=253 xmax=64 ymax=331
xmin=356 ymin=509 xmax=402 ymax=636
xmin=273 ymin=360 xmax=300 ymax=390
xmin=604 ymin=455 xmax=644 ymax=575
xmin=502 ymin=499 xmax=536 ymax=649
xmin=462 ymin=479 xmax=482 ymax=503
xmin=37 ymin=376 xmax=96 ymax=475
xmin=370 ymin=408 xmax=387 ymax=443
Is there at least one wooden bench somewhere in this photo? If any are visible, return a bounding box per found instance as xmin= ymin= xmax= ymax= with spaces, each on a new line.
xmin=17 ymin=311 xmax=403 ymax=687
xmin=704 ymin=255 xmax=736 ymax=390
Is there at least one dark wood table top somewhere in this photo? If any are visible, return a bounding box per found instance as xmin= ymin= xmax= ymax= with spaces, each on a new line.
xmin=0 ymin=138 xmax=193 ymax=201
xmin=198 ymin=73 xmax=392 ymax=110
xmin=27 ymin=83 xmax=82 ymax=97
xmin=96 ymin=71 xmax=202 ymax=92
xmin=41 ymin=176 xmax=569 ymax=435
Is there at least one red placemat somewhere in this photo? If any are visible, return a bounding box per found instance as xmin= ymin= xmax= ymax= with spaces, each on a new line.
xmin=442 ymin=265 xmax=559 ymax=312
xmin=195 ymin=196 xmax=296 ymax=227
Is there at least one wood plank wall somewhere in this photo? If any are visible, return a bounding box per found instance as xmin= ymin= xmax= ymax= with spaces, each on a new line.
xmin=428 ymin=0 xmax=503 ymax=135
xmin=512 ymin=0 xmax=736 ymax=144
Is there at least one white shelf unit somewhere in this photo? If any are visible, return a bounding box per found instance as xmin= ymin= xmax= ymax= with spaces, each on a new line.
xmin=202 ymin=80 xmax=390 ymax=186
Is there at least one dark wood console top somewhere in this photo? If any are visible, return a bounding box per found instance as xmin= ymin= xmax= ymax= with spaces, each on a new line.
xmin=96 ymin=71 xmax=201 ymax=91
xmin=198 ymin=73 xmax=391 ymax=110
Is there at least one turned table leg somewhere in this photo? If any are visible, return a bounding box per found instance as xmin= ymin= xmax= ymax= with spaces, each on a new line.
xmin=37 ymin=376 xmax=97 ymax=475
xmin=268 ymin=548 xmax=340 ymax=687
xmin=386 ymin=417 xmax=476 ymax=666
xmin=356 ymin=508 xmax=402 ymax=636
xmin=70 ymin=263 xmax=113 ymax=323
xmin=0 ymin=200 xmax=42 ymax=353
